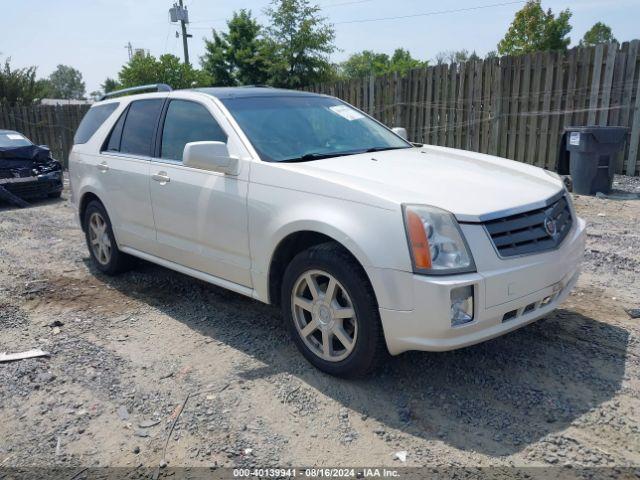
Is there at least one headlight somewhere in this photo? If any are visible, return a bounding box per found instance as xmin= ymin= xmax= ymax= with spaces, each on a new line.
xmin=402 ymin=205 xmax=475 ymax=275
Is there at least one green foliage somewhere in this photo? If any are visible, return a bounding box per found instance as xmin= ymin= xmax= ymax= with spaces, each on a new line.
xmin=388 ymin=49 xmax=428 ymax=75
xmin=340 ymin=49 xmax=427 ymax=79
xmin=497 ymin=1 xmax=572 ymax=56
xmin=108 ymin=1 xmax=339 ymax=90
xmin=47 ymin=64 xmax=86 ymax=99
xmin=201 ymin=10 xmax=270 ymax=86
xmin=265 ymin=0 xmax=337 ymax=88
xmin=340 ymin=51 xmax=391 ymax=79
xmin=202 ymin=31 xmax=236 ymax=87
xmin=434 ymin=49 xmax=480 ymax=65
xmin=0 ymin=57 xmax=47 ymax=105
xmin=101 ymin=77 xmax=120 ymax=94
xmin=118 ymin=53 xmax=211 ymax=89
xmin=580 ymin=22 xmax=617 ymax=47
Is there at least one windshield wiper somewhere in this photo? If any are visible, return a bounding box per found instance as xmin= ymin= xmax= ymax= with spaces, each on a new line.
xmin=362 ymin=146 xmax=410 ymax=153
xmin=279 ymin=151 xmax=359 ymax=163
xmin=278 ymin=146 xmax=411 ymax=163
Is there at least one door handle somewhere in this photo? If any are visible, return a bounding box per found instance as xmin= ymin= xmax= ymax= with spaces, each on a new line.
xmin=97 ymin=161 xmax=109 ymax=172
xmin=152 ymin=172 xmax=170 ymax=183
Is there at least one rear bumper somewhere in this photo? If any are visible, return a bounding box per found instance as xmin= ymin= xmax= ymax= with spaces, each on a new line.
xmin=375 ymin=216 xmax=586 ymax=355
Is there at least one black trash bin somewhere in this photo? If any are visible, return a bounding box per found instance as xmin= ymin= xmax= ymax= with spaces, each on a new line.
xmin=561 ymin=126 xmax=627 ymax=195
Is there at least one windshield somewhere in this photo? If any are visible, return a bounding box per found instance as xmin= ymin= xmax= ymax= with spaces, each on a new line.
xmin=0 ymin=131 xmax=32 ymax=148
xmin=221 ymin=95 xmax=411 ymax=162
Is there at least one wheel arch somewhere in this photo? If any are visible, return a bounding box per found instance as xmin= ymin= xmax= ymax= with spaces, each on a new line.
xmin=267 ymin=226 xmax=374 ymax=307
xmin=78 ymin=191 xmax=103 ymax=231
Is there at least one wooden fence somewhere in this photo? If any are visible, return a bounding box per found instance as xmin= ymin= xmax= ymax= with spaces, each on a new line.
xmin=0 ymin=104 xmax=89 ymax=167
xmin=305 ymin=41 xmax=640 ymax=176
xmin=1 ymin=42 xmax=639 ymax=175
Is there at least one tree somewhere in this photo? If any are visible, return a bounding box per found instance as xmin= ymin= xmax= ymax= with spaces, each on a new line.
xmin=497 ymin=1 xmax=572 ymax=56
xmin=201 ymin=31 xmax=235 ymax=86
xmin=47 ymin=64 xmax=86 ymax=99
xmin=201 ymin=10 xmax=270 ymax=86
xmin=118 ymin=53 xmax=211 ymax=89
xmin=340 ymin=48 xmax=427 ymax=79
xmin=265 ymin=0 xmax=337 ymax=88
xmin=0 ymin=57 xmax=47 ymax=105
xmin=580 ymin=22 xmax=616 ymax=47
xmin=340 ymin=51 xmax=391 ymax=79
xmin=388 ymin=48 xmax=427 ymax=75
xmin=435 ymin=49 xmax=480 ymax=65
xmin=102 ymin=77 xmax=120 ymax=93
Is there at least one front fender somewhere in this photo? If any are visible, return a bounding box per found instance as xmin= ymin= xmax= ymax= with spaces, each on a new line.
xmin=248 ymin=183 xmax=413 ymax=307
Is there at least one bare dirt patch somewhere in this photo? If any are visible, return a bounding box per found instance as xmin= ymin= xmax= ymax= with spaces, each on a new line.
xmin=0 ymin=178 xmax=639 ymax=472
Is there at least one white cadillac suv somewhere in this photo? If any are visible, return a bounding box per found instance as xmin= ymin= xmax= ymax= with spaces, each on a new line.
xmin=69 ymin=84 xmax=586 ymax=377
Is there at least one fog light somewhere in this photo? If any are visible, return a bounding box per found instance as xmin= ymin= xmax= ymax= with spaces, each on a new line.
xmin=540 ymin=295 xmax=554 ymax=306
xmin=451 ymin=285 xmax=474 ymax=327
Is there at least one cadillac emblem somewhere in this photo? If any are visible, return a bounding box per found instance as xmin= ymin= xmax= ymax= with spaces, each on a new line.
xmin=544 ymin=215 xmax=558 ymax=237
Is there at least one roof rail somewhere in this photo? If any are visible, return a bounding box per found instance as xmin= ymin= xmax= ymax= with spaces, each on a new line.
xmin=99 ymin=83 xmax=172 ymax=101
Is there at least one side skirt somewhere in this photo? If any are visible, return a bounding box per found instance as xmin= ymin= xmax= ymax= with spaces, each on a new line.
xmin=120 ymin=246 xmax=258 ymax=300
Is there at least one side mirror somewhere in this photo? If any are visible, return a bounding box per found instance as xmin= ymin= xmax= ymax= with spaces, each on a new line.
xmin=183 ymin=141 xmax=239 ymax=175
xmin=392 ymin=127 xmax=408 ymax=140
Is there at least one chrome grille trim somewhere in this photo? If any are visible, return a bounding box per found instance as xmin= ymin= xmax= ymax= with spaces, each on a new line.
xmin=483 ymin=194 xmax=573 ymax=258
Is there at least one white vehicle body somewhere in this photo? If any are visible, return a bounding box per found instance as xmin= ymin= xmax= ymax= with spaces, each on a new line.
xmin=69 ymin=87 xmax=585 ymax=374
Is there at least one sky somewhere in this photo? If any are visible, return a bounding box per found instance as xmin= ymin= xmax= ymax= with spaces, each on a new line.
xmin=3 ymin=0 xmax=640 ymax=95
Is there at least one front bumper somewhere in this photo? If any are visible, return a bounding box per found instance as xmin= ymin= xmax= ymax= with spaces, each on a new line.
xmin=0 ymin=171 xmax=63 ymax=199
xmin=375 ymin=216 xmax=586 ymax=355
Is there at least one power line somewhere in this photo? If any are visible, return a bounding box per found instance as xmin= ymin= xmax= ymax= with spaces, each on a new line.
xmin=188 ymin=0 xmax=525 ymax=30
xmin=321 ymin=0 xmax=374 ymax=8
xmin=333 ymin=1 xmax=526 ymax=25
xmin=187 ymin=0 xmax=374 ymax=26
xmin=185 ymin=0 xmax=375 ymax=25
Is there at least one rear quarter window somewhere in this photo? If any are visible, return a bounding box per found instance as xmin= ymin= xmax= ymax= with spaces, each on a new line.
xmin=74 ymin=103 xmax=119 ymax=144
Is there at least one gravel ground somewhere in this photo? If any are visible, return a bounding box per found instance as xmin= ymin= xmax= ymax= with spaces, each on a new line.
xmin=0 ymin=176 xmax=639 ymax=474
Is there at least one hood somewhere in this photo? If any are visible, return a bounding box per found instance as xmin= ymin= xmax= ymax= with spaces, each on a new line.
xmin=0 ymin=145 xmax=61 ymax=178
xmin=282 ymin=145 xmax=564 ymax=222
xmin=0 ymin=144 xmax=51 ymax=162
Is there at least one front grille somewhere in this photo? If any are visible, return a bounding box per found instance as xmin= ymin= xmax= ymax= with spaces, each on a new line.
xmin=3 ymin=180 xmax=60 ymax=199
xmin=0 ymin=168 xmax=32 ymax=179
xmin=484 ymin=195 xmax=573 ymax=258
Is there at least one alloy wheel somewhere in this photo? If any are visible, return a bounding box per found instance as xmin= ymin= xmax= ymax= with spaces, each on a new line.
xmin=88 ymin=212 xmax=112 ymax=265
xmin=291 ymin=269 xmax=358 ymax=362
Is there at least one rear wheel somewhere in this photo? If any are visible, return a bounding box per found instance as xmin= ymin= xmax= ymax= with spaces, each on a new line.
xmin=281 ymin=243 xmax=386 ymax=378
xmin=83 ymin=201 xmax=133 ymax=275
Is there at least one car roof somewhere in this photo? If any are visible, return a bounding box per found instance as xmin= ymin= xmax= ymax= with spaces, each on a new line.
xmin=0 ymin=129 xmax=20 ymax=135
xmin=195 ymin=86 xmax=325 ymax=100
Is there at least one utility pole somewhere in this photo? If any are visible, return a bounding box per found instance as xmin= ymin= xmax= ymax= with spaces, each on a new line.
xmin=170 ymin=0 xmax=192 ymax=65
xmin=125 ymin=42 xmax=133 ymax=60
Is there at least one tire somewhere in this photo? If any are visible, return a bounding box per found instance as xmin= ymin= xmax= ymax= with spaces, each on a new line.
xmin=48 ymin=191 xmax=62 ymax=199
xmin=83 ymin=200 xmax=134 ymax=275
xmin=281 ymin=242 xmax=386 ymax=378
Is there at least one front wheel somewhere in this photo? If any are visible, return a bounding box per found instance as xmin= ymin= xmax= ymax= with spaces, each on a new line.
xmin=281 ymin=243 xmax=386 ymax=378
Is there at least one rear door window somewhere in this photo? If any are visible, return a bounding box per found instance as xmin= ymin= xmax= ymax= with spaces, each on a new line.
xmin=160 ymin=100 xmax=227 ymax=162
xmin=74 ymin=103 xmax=119 ymax=144
xmin=119 ymin=99 xmax=164 ymax=156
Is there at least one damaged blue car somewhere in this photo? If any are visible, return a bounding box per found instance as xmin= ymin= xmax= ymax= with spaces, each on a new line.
xmin=0 ymin=129 xmax=63 ymax=207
